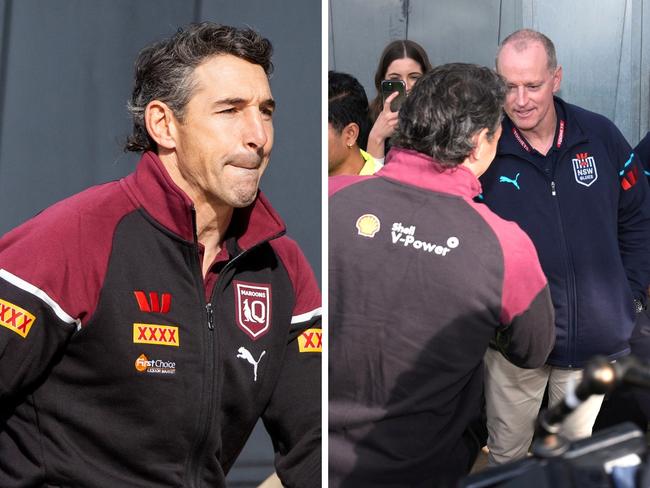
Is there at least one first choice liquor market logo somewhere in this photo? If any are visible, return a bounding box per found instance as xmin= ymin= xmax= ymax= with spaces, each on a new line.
xmin=135 ymin=354 xmax=176 ymax=375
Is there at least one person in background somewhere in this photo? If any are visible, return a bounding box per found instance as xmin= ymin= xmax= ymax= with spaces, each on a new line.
xmin=480 ymin=28 xmax=650 ymax=465
xmin=328 ymin=70 xmax=377 ymax=176
xmin=366 ymin=39 xmax=432 ymax=164
xmin=593 ymin=132 xmax=650 ymax=433
xmin=329 ymin=62 xmax=554 ymax=487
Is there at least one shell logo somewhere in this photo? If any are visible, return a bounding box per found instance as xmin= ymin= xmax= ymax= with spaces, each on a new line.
xmin=135 ymin=354 xmax=149 ymax=372
xmin=356 ymin=214 xmax=380 ymax=238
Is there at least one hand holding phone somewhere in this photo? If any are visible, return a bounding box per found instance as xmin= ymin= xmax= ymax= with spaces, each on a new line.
xmin=381 ymin=79 xmax=406 ymax=112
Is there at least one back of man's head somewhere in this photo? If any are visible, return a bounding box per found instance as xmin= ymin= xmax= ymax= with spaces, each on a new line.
xmin=496 ymin=29 xmax=557 ymax=72
xmin=125 ymin=22 xmax=273 ymax=153
xmin=392 ymin=63 xmax=505 ymax=167
xmin=328 ymin=71 xmax=371 ymax=151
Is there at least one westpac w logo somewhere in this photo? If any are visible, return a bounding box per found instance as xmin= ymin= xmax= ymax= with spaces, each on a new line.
xmin=134 ymin=291 xmax=171 ymax=313
xmin=572 ymin=152 xmax=598 ymax=187
xmin=499 ymin=173 xmax=521 ymax=190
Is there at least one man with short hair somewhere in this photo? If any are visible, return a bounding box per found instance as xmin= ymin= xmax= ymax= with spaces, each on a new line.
xmin=329 ymin=63 xmax=555 ymax=487
xmin=328 ymin=70 xmax=378 ymax=175
xmin=480 ymin=28 xmax=650 ymax=465
xmin=0 ymin=23 xmax=321 ymax=487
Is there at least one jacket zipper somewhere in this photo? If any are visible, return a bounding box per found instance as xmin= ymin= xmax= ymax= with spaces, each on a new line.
xmin=185 ymin=244 xmax=216 ymax=488
xmin=549 ymin=179 xmax=578 ymax=366
xmin=187 ymin=225 xmax=286 ymax=486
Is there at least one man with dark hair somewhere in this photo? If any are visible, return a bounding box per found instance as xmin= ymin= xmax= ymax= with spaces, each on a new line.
xmin=0 ymin=22 xmax=321 ymax=487
xmin=480 ymin=28 xmax=650 ymax=465
xmin=328 ymin=70 xmax=377 ymax=175
xmin=329 ymin=63 xmax=554 ymax=487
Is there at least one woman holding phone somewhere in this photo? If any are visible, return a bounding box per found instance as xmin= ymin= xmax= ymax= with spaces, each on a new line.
xmin=367 ymin=39 xmax=432 ymax=163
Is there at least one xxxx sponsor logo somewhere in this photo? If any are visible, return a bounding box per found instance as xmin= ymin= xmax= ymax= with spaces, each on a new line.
xmin=298 ymin=328 xmax=322 ymax=353
xmin=0 ymin=298 xmax=35 ymax=338
xmin=133 ymin=323 xmax=179 ymax=347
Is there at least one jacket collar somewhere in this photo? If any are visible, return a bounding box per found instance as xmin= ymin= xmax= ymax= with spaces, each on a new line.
xmin=380 ymin=148 xmax=482 ymax=198
xmin=497 ymin=96 xmax=588 ymax=159
xmin=120 ymin=151 xmax=286 ymax=250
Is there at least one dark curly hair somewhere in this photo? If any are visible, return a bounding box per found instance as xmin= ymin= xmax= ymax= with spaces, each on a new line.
xmin=125 ymin=22 xmax=273 ymax=153
xmin=391 ymin=63 xmax=506 ymax=167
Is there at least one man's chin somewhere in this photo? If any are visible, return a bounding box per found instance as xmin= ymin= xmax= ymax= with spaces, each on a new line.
xmin=228 ymin=189 xmax=259 ymax=208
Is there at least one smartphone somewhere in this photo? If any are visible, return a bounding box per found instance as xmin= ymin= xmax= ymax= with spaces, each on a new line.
xmin=381 ymin=79 xmax=407 ymax=112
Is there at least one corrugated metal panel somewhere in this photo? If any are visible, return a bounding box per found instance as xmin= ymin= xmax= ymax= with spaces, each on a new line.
xmin=408 ymin=0 xmax=501 ymax=67
xmin=330 ymin=0 xmax=648 ymax=144
xmin=329 ymin=0 xmax=405 ymax=98
xmin=640 ymin=0 xmax=650 ymax=140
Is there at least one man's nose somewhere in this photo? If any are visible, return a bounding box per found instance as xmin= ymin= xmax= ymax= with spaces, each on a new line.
xmin=244 ymin=109 xmax=269 ymax=149
xmin=515 ymin=86 xmax=528 ymax=107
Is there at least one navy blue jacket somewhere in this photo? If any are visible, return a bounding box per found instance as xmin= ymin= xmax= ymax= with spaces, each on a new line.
xmin=480 ymin=97 xmax=650 ymax=367
xmin=634 ymin=132 xmax=650 ymax=183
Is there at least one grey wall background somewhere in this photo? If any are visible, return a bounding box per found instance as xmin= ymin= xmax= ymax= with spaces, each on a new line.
xmin=0 ymin=0 xmax=321 ymax=486
xmin=329 ymin=0 xmax=650 ymax=146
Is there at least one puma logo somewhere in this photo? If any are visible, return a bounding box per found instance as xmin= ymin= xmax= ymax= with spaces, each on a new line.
xmin=499 ymin=173 xmax=520 ymax=190
xmin=236 ymin=346 xmax=266 ymax=382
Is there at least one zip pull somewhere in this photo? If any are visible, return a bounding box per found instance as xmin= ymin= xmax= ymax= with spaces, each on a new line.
xmin=206 ymin=303 xmax=214 ymax=330
xmin=551 ymin=181 xmax=557 ymax=196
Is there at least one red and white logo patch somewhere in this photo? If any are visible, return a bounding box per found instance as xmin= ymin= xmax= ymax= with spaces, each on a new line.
xmin=234 ymin=281 xmax=272 ymax=340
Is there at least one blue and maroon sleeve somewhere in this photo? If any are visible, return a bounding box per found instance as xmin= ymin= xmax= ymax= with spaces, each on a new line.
xmin=619 ymin=132 xmax=650 ymax=303
xmin=263 ymin=237 xmax=321 ymax=487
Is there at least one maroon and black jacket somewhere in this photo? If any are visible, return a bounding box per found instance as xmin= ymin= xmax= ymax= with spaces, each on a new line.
xmin=0 ymin=152 xmax=322 ymax=487
xmin=328 ymin=148 xmax=555 ymax=487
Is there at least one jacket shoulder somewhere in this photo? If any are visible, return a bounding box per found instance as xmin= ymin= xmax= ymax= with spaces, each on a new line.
xmin=269 ymin=236 xmax=321 ymax=325
xmin=0 ymin=180 xmax=136 ymax=325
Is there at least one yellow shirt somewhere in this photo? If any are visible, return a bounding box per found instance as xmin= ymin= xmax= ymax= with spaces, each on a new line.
xmin=359 ymin=149 xmax=382 ymax=175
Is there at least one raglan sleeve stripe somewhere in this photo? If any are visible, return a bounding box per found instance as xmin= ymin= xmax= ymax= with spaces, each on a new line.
xmin=291 ymin=306 xmax=322 ymax=326
xmin=264 ymin=238 xmax=321 ymax=486
xmin=0 ymin=269 xmax=81 ymax=330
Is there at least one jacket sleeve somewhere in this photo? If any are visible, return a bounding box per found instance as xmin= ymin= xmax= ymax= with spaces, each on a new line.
xmin=263 ymin=240 xmax=321 ymax=488
xmin=492 ymin=219 xmax=556 ymax=368
xmin=617 ymin=132 xmax=650 ymax=303
xmin=0 ymin=194 xmax=114 ymax=401
xmin=0 ymin=269 xmax=77 ymax=399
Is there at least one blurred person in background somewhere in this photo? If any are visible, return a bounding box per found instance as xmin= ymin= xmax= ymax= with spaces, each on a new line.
xmin=366 ymin=39 xmax=432 ymax=164
xmin=328 ymin=70 xmax=377 ymax=176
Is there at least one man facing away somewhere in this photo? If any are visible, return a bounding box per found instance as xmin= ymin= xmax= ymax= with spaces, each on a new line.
xmin=328 ymin=70 xmax=379 ymax=176
xmin=480 ymin=28 xmax=650 ymax=465
xmin=0 ymin=23 xmax=321 ymax=487
xmin=329 ymin=63 xmax=555 ymax=487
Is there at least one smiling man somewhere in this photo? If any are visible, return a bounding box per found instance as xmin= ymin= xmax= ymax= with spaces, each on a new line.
xmin=479 ymin=29 xmax=650 ymax=465
xmin=0 ymin=23 xmax=321 ymax=487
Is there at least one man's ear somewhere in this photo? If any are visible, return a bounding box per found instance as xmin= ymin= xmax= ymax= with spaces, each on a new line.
xmin=145 ymin=100 xmax=177 ymax=150
xmin=470 ymin=128 xmax=490 ymax=162
xmin=552 ymin=65 xmax=563 ymax=94
xmin=343 ymin=122 xmax=360 ymax=148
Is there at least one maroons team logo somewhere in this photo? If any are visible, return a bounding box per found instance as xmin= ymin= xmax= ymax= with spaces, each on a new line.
xmin=234 ymin=281 xmax=272 ymax=340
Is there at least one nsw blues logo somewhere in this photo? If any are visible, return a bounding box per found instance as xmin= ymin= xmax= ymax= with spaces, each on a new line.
xmin=572 ymin=152 xmax=598 ymax=187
